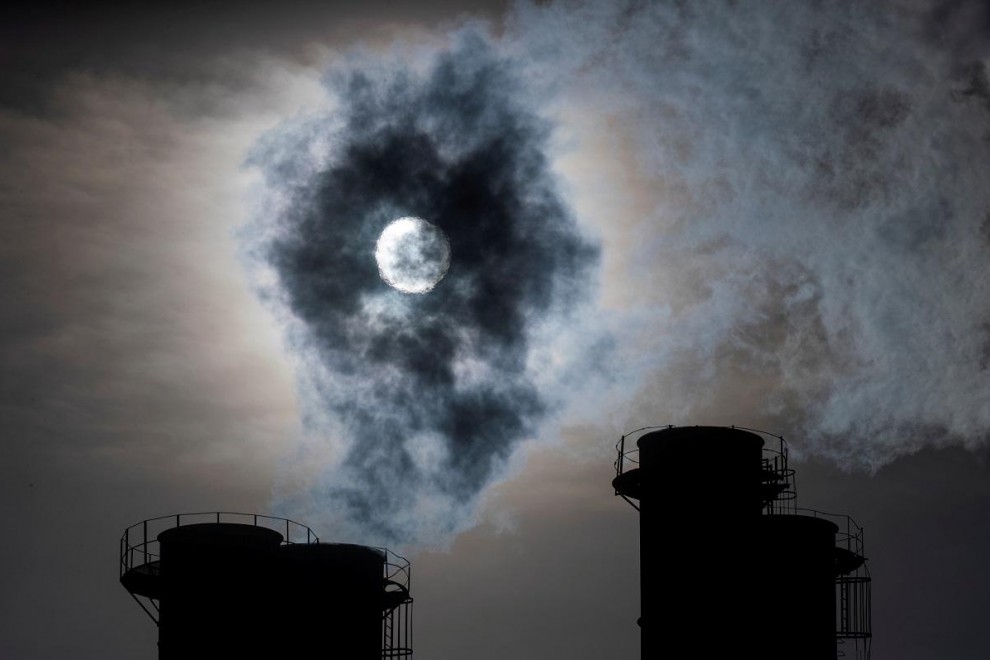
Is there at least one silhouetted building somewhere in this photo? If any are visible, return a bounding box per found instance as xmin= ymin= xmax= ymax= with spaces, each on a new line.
xmin=613 ymin=426 xmax=871 ymax=660
xmin=119 ymin=513 xmax=412 ymax=659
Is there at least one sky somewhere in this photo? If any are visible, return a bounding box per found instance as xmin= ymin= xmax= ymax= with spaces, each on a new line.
xmin=2 ymin=1 xmax=990 ymax=658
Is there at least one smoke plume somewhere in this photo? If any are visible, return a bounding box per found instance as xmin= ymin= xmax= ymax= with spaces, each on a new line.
xmin=244 ymin=33 xmax=597 ymax=544
xmin=246 ymin=0 xmax=990 ymax=544
xmin=510 ymin=0 xmax=990 ymax=467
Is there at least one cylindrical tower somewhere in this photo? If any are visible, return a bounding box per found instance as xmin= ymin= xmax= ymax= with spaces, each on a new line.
xmin=612 ymin=425 xmax=871 ymax=660
xmin=616 ymin=426 xmax=765 ymax=657
xmin=756 ymin=515 xmax=838 ymax=660
xmin=279 ymin=543 xmax=387 ymax=660
xmin=156 ymin=523 xmax=285 ymax=658
xmin=119 ymin=513 xmax=413 ymax=659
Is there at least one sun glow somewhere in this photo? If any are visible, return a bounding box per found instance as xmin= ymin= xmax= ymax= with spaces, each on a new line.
xmin=374 ymin=216 xmax=451 ymax=294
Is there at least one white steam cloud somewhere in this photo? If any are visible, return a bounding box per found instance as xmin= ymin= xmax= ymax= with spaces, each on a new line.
xmin=512 ymin=0 xmax=990 ymax=468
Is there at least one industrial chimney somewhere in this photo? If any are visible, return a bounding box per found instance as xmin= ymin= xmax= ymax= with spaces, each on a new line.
xmin=612 ymin=426 xmax=871 ymax=660
xmin=119 ymin=512 xmax=412 ymax=659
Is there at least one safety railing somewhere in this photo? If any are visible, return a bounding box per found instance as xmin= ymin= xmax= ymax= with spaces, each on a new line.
xmin=118 ymin=512 xmax=318 ymax=625
xmin=613 ymin=425 xmax=798 ymax=513
xmin=794 ymin=509 xmax=865 ymax=560
xmin=383 ymin=548 xmax=411 ymax=592
xmin=119 ymin=511 xmax=318 ymax=581
xmin=731 ymin=426 xmax=798 ymax=515
xmin=613 ymin=425 xmax=671 ymax=482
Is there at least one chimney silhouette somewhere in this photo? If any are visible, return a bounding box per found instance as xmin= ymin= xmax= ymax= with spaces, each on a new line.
xmin=119 ymin=513 xmax=412 ymax=659
xmin=613 ymin=426 xmax=871 ymax=660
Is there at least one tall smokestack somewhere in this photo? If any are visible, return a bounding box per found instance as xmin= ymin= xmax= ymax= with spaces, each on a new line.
xmin=612 ymin=426 xmax=872 ymax=660
xmin=119 ymin=512 xmax=413 ymax=658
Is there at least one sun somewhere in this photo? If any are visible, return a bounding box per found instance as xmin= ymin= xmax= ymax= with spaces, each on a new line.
xmin=374 ymin=217 xmax=451 ymax=294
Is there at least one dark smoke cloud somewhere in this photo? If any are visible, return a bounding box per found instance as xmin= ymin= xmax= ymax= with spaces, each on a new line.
xmin=244 ymin=32 xmax=597 ymax=544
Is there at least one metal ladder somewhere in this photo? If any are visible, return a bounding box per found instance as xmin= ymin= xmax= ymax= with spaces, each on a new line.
xmin=383 ymin=607 xmax=394 ymax=656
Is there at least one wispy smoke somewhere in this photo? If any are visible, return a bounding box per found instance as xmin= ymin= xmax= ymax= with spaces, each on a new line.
xmin=243 ymin=33 xmax=597 ymax=545
xmin=510 ymin=0 xmax=990 ymax=467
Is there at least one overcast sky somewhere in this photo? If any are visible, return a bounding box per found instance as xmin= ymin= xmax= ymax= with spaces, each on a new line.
xmin=2 ymin=1 xmax=990 ymax=658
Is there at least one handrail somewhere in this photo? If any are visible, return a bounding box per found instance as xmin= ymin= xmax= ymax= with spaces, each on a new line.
xmin=613 ymin=425 xmax=795 ymax=488
xmin=614 ymin=425 xmax=672 ymax=481
xmin=381 ymin=547 xmax=413 ymax=597
xmin=120 ymin=511 xmax=413 ymax=595
xmin=794 ymin=507 xmax=868 ymax=561
xmin=120 ymin=511 xmax=319 ymax=579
